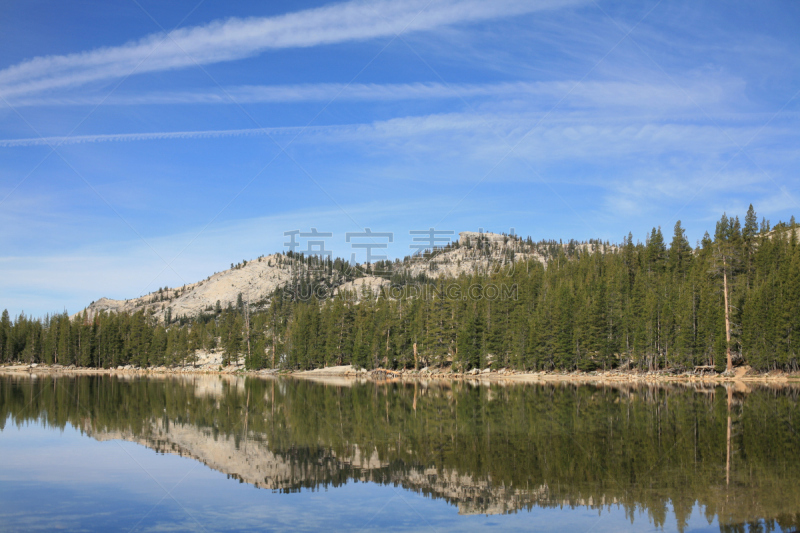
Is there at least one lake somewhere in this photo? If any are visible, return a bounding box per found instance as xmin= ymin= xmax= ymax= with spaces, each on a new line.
xmin=1 ymin=374 xmax=798 ymax=532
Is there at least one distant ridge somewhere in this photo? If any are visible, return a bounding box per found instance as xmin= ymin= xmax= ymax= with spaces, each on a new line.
xmin=76 ymin=231 xmax=609 ymax=322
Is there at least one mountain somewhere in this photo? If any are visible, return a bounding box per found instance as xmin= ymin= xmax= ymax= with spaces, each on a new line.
xmin=76 ymin=231 xmax=608 ymax=322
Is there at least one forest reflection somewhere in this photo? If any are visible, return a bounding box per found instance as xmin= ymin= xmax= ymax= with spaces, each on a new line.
xmin=1 ymin=374 xmax=799 ymax=532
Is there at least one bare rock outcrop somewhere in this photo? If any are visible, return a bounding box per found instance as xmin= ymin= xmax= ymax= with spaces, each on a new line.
xmin=75 ymin=231 xmax=612 ymax=321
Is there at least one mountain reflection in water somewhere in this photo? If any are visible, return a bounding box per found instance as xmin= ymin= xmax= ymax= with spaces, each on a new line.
xmin=1 ymin=374 xmax=800 ymax=532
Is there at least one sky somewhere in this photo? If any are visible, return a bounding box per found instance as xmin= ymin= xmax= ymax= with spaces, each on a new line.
xmin=1 ymin=0 xmax=800 ymax=317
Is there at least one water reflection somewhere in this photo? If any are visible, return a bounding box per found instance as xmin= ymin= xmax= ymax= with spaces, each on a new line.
xmin=1 ymin=375 xmax=800 ymax=531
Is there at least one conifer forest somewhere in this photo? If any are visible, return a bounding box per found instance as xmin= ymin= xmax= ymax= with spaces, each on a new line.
xmin=3 ymin=207 xmax=800 ymax=373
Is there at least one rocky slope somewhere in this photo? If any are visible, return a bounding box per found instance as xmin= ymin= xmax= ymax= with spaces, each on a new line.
xmin=77 ymin=231 xmax=608 ymax=322
xmin=76 ymin=253 xmax=297 ymax=322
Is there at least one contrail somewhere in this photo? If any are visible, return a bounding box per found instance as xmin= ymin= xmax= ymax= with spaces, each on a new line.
xmin=0 ymin=127 xmax=305 ymax=148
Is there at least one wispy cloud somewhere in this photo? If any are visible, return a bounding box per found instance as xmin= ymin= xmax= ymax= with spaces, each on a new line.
xmin=0 ymin=72 xmax=758 ymax=155
xmin=4 ymin=77 xmax=738 ymax=109
xmin=0 ymin=0 xmax=584 ymax=98
xmin=2 ymin=109 xmax=782 ymax=163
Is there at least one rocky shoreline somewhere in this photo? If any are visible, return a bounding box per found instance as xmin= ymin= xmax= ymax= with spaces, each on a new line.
xmin=2 ymin=362 xmax=798 ymax=385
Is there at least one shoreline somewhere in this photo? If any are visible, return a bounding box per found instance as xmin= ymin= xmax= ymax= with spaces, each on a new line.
xmin=2 ymin=363 xmax=798 ymax=385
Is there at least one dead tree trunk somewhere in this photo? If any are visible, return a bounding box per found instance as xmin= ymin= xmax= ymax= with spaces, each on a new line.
xmin=244 ymin=301 xmax=252 ymax=363
xmin=722 ymin=256 xmax=732 ymax=372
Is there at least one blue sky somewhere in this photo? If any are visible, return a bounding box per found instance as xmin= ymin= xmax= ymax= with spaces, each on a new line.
xmin=1 ymin=0 xmax=799 ymax=317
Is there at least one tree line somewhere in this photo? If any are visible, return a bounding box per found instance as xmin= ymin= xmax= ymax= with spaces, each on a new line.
xmin=2 ymin=206 xmax=799 ymax=372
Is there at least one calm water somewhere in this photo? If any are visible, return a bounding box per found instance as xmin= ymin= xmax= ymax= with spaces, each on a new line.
xmin=1 ymin=375 xmax=799 ymax=532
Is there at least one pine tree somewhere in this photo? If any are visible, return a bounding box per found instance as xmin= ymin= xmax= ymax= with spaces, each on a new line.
xmin=0 ymin=310 xmax=10 ymax=363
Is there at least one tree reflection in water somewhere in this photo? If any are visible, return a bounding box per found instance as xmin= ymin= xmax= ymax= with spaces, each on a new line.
xmin=1 ymin=375 xmax=799 ymax=531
